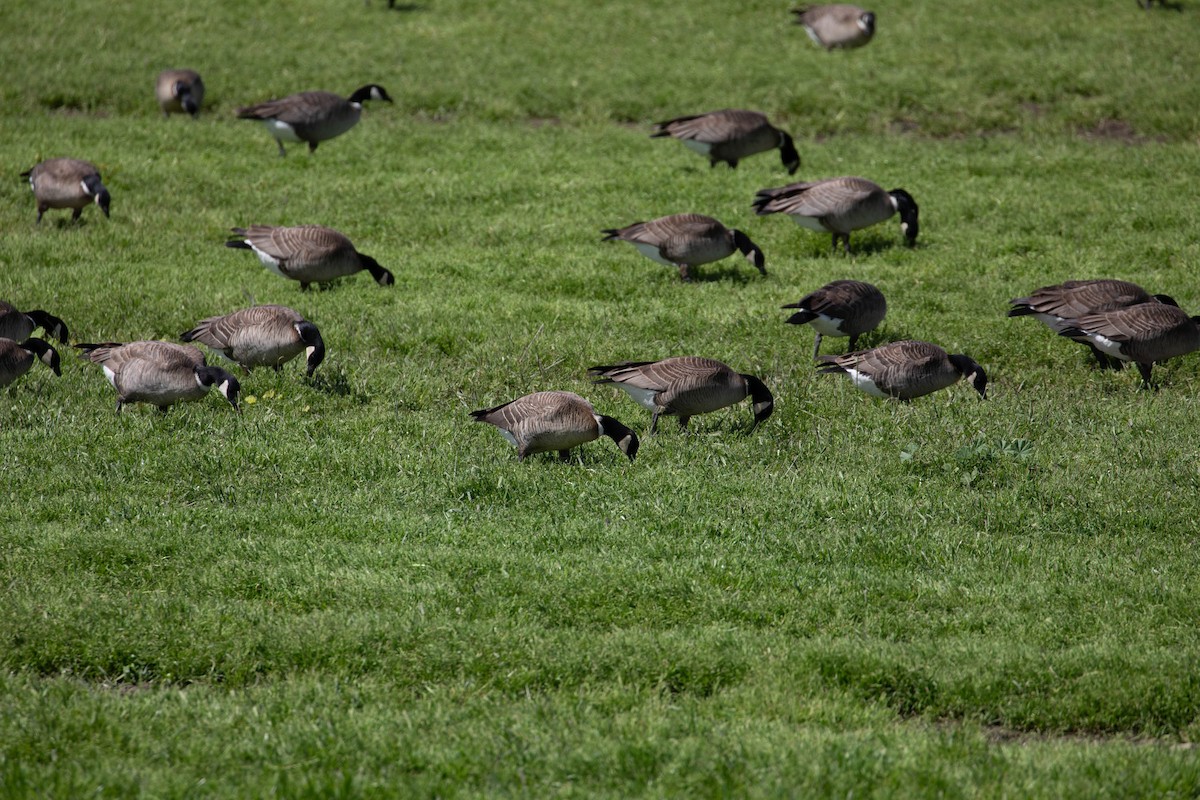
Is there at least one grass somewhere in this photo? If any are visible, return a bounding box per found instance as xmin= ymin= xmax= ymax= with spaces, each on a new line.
xmin=3 ymin=0 xmax=1200 ymax=796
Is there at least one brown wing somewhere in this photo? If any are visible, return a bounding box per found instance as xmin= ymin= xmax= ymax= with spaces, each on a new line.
xmin=184 ymin=305 xmax=301 ymax=349
xmin=1015 ymin=280 xmax=1151 ymax=318
xmin=654 ymin=110 xmax=769 ymax=144
xmin=753 ymin=177 xmax=881 ymax=217
xmin=236 ymin=91 xmax=346 ymax=125
xmin=234 ymin=225 xmax=352 ymax=262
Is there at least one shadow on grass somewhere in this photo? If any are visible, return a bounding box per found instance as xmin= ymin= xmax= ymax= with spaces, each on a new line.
xmin=309 ymin=369 xmax=371 ymax=404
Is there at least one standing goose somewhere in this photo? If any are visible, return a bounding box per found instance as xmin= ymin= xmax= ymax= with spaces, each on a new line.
xmin=818 ymin=340 xmax=988 ymax=401
xmin=753 ymin=177 xmax=918 ymax=254
xmin=0 ymin=301 xmax=70 ymax=344
xmin=0 ymin=338 xmax=61 ymax=389
xmin=156 ymin=69 xmax=205 ymax=117
xmin=76 ymin=341 xmax=241 ymax=413
xmin=225 ymin=225 xmax=394 ymax=290
xmin=651 ymin=109 xmax=801 ymax=175
xmin=1057 ymin=304 xmax=1200 ymax=389
xmin=181 ymin=305 xmax=325 ymax=377
xmin=601 ymin=214 xmax=766 ymax=281
xmin=236 ymin=84 xmax=392 ymax=155
xmin=471 ymin=391 xmax=639 ymax=463
xmin=1008 ymin=279 xmax=1177 ymax=370
xmin=588 ymin=357 xmax=774 ymax=433
xmin=783 ymin=280 xmax=887 ymax=359
xmin=21 ymin=158 xmax=111 ymax=223
xmin=792 ymin=5 xmax=876 ymax=49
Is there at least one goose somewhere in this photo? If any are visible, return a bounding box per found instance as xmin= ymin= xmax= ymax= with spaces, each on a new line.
xmin=1057 ymin=304 xmax=1200 ymax=389
xmin=588 ymin=357 xmax=774 ymax=433
xmin=601 ymin=214 xmax=766 ymax=281
xmin=1008 ymin=279 xmax=1178 ymax=370
xmin=156 ymin=69 xmax=205 ymax=117
xmin=21 ymin=158 xmax=111 ymax=223
xmin=235 ymin=84 xmax=392 ymax=155
xmin=818 ymin=340 xmax=987 ymax=401
xmin=0 ymin=338 xmax=61 ymax=389
xmin=225 ymin=225 xmax=394 ymax=290
xmin=76 ymin=341 xmax=241 ymax=413
xmin=651 ymin=109 xmax=800 ymax=175
xmin=792 ymin=5 xmax=876 ymax=49
xmin=753 ymin=177 xmax=918 ymax=254
xmin=471 ymin=391 xmax=639 ymax=462
xmin=181 ymin=305 xmax=325 ymax=376
xmin=783 ymin=280 xmax=886 ymax=359
xmin=0 ymin=301 xmax=70 ymax=344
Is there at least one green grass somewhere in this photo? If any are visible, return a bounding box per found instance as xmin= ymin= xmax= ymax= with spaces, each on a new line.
xmin=3 ymin=0 xmax=1200 ymax=796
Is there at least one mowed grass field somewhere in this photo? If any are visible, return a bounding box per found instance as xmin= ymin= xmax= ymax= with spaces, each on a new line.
xmin=3 ymin=0 xmax=1200 ymax=795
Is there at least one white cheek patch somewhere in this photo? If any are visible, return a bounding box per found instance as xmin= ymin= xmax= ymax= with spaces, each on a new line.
xmin=681 ymin=140 xmax=713 ymax=155
xmin=846 ymin=368 xmax=889 ymax=398
xmin=305 ymin=345 xmax=316 ymax=359
xmin=614 ymin=383 xmax=661 ymax=411
xmin=101 ymin=365 xmax=117 ymax=388
xmin=632 ymin=242 xmax=674 ymax=267
xmin=900 ymin=221 xmax=909 ymax=234
xmin=264 ymin=119 xmax=302 ymax=142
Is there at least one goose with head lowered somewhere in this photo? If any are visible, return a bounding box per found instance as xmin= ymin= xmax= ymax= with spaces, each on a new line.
xmin=0 ymin=301 xmax=69 ymax=345
xmin=1057 ymin=304 xmax=1200 ymax=389
xmin=0 ymin=338 xmax=61 ymax=390
xmin=783 ymin=280 xmax=886 ymax=360
xmin=471 ymin=391 xmax=639 ymax=463
xmin=818 ymin=340 xmax=987 ymax=401
xmin=21 ymin=158 xmax=110 ymax=223
xmin=588 ymin=357 xmax=774 ymax=434
xmin=76 ymin=341 xmax=241 ymax=413
xmin=1008 ymin=279 xmax=1177 ymax=370
xmin=651 ymin=109 xmax=800 ymax=175
xmin=602 ymin=214 xmax=765 ymax=281
xmin=753 ymin=176 xmax=917 ymax=254
xmin=226 ymin=225 xmax=394 ymax=290
xmin=181 ymin=305 xmax=325 ymax=377
xmin=792 ymin=5 xmax=876 ymax=50
xmin=236 ymin=84 xmax=392 ymax=156
xmin=156 ymin=69 xmax=205 ymax=117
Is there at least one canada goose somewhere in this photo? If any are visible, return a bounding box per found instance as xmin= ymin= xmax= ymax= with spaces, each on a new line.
xmin=651 ymin=109 xmax=800 ymax=175
xmin=471 ymin=391 xmax=639 ymax=462
xmin=21 ymin=158 xmax=110 ymax=223
xmin=225 ymin=225 xmax=394 ymax=290
xmin=792 ymin=5 xmax=876 ymax=49
xmin=181 ymin=305 xmax=325 ymax=376
xmin=0 ymin=301 xmax=70 ymax=344
xmin=754 ymin=177 xmax=917 ymax=254
xmin=1057 ymin=304 xmax=1200 ymax=389
xmin=588 ymin=357 xmax=774 ymax=433
xmin=0 ymin=338 xmax=61 ymax=389
xmin=1008 ymin=279 xmax=1178 ymax=370
xmin=156 ymin=69 xmax=205 ymax=117
xmin=783 ymin=280 xmax=887 ymax=360
xmin=601 ymin=214 xmax=766 ymax=281
xmin=818 ymin=340 xmax=987 ymax=401
xmin=76 ymin=341 xmax=241 ymax=413
xmin=235 ymin=84 xmax=392 ymax=156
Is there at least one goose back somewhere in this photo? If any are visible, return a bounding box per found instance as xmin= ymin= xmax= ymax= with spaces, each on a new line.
xmin=818 ymin=340 xmax=987 ymax=400
xmin=652 ymin=109 xmax=799 ymax=174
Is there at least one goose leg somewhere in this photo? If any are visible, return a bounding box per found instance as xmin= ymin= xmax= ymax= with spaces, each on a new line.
xmin=649 ymin=411 xmax=661 ymax=435
xmin=558 ymin=450 xmax=571 ymax=463
xmin=677 ymin=264 xmax=692 ymax=282
xmin=812 ymin=333 xmax=823 ymax=361
xmin=1135 ymin=362 xmax=1156 ymax=389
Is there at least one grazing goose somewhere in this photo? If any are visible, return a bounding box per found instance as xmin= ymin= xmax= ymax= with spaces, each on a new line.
xmin=236 ymin=84 xmax=392 ymax=155
xmin=156 ymin=69 xmax=205 ymax=117
xmin=601 ymin=214 xmax=766 ymax=281
xmin=818 ymin=340 xmax=988 ymax=401
xmin=753 ymin=177 xmax=918 ymax=254
xmin=792 ymin=4 xmax=876 ymax=49
xmin=21 ymin=158 xmax=111 ymax=223
xmin=588 ymin=357 xmax=774 ymax=433
xmin=76 ymin=341 xmax=241 ymax=413
xmin=651 ymin=109 xmax=800 ymax=175
xmin=1057 ymin=304 xmax=1200 ymax=389
xmin=225 ymin=225 xmax=394 ymax=290
xmin=181 ymin=305 xmax=325 ymax=376
xmin=471 ymin=391 xmax=639 ymax=462
xmin=0 ymin=301 xmax=70 ymax=344
xmin=0 ymin=338 xmax=61 ymax=389
xmin=783 ymin=280 xmax=887 ymax=360
xmin=1008 ymin=279 xmax=1178 ymax=370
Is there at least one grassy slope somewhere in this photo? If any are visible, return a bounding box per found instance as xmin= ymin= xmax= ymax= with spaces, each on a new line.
xmin=2 ymin=0 xmax=1200 ymax=796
